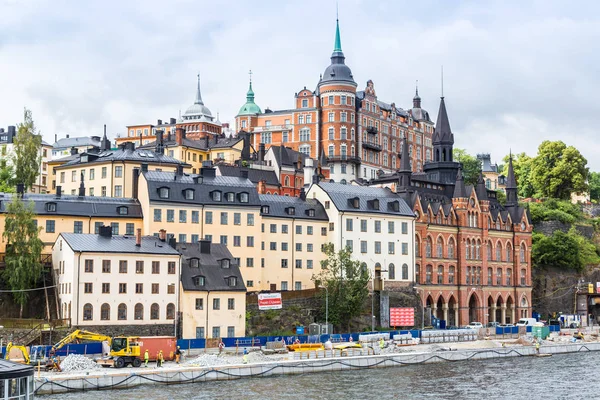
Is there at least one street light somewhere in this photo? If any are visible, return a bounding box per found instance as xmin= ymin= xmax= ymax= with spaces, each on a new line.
xmin=414 ymin=287 xmax=425 ymax=331
xmin=319 ymin=285 xmax=329 ymax=331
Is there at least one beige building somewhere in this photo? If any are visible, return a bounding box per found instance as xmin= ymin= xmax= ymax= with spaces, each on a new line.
xmin=178 ymin=240 xmax=246 ymax=339
xmin=52 ymin=228 xmax=180 ymax=334
xmin=50 ymin=141 xmax=189 ymax=198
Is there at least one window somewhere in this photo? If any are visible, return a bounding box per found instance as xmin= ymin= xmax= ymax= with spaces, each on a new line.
xmin=374 ymin=221 xmax=381 ymax=233
xmin=191 ymin=210 xmax=199 ymax=224
xmin=520 ymin=244 xmax=527 ymax=263
xmin=117 ymin=303 xmax=127 ymax=320
xmin=436 ymin=237 xmax=443 ymax=258
xmin=71 ymin=170 xmax=77 ymax=182
xmin=193 ymin=276 xmax=205 ymax=286
xmin=111 ymin=222 xmax=119 ymax=235
xmin=437 ymin=266 xmax=444 ymax=284
xmin=247 ymin=213 xmax=254 ymax=226
xmin=234 ymin=213 xmax=241 ymax=225
xmin=233 ymin=236 xmax=241 ymax=247
xmin=119 ymin=283 xmax=127 ymax=293
xmin=281 ymin=259 xmax=288 ymax=268
xmin=346 ymin=240 xmax=353 ymax=252
xmin=281 ymin=243 xmax=288 ymax=251
xmin=74 ymin=221 xmax=83 ymax=233
xmin=154 ymin=209 xmax=162 ymax=222
xmin=126 ymin=223 xmax=134 ymax=235
xmin=389 ymin=242 xmax=396 ymax=255
xmin=84 ymin=259 xmax=94 ymax=273
xmin=184 ymin=189 xmax=194 ymax=200
xmin=101 ymin=186 xmax=107 ymax=196
xmin=101 ymin=303 xmax=110 ymax=320
xmin=221 ymin=212 xmax=228 ymax=225
xmin=226 ymin=298 xmax=236 ymax=310
xmin=158 ymin=187 xmax=169 ymax=199
xmin=402 ymin=263 xmax=409 ymax=280
xmin=220 ymin=235 xmax=228 ymax=245
xmin=84 ymin=282 xmax=93 ymax=293
xmin=167 ymin=209 xmax=174 ymax=223
xmin=307 ymin=243 xmax=313 ymax=252
xmin=102 ymin=260 xmax=111 ymax=273
xmin=136 ymin=261 xmax=144 ymax=274
xmin=195 ymin=298 xmax=204 ymax=310
xmin=114 ymin=185 xmax=122 ymax=197
xmin=448 ymin=238 xmax=455 ymax=259
xmin=388 ymin=221 xmax=394 ymax=234
xmin=152 ymin=283 xmax=159 ymax=294
xmin=45 ymin=219 xmax=56 ymax=233
xmin=496 ymin=243 xmax=502 ymax=262
xmin=212 ymin=326 xmax=221 ymax=338
xmin=151 ymin=303 xmax=159 ymax=320
xmin=506 ymin=268 xmax=512 ymax=286
xmin=360 ymin=241 xmax=367 ymax=253
xmin=225 ymin=192 xmax=235 ymax=202
xmin=213 ymin=298 xmax=220 ymax=310
xmin=179 ymin=210 xmax=187 ymax=223
xmin=282 ymin=225 xmax=288 ymax=234
xmin=401 ymin=222 xmax=408 ymax=234
xmin=211 ymin=191 xmax=222 ymax=201
xmin=281 ymin=281 xmax=288 ymax=291
xmin=205 ymin=211 xmax=213 ymax=224
xmin=101 ymin=283 xmax=110 ymax=294
xmin=296 ymin=225 xmax=302 ymax=234
xmin=166 ymin=303 xmax=175 ymax=320
xmin=360 ymin=219 xmax=367 ymax=232
xmin=299 ymin=128 xmax=310 ymax=141
xmin=83 ymin=304 xmax=93 ymax=320
xmin=346 ymin=218 xmax=353 ymax=231
xmin=307 ymin=260 xmax=313 ymax=269
xmin=322 ymin=227 xmax=327 ymax=236
xmin=296 ymin=243 xmax=302 ymax=252
xmin=425 ymin=237 xmax=432 ymax=257
xmin=375 ymin=241 xmax=381 ymax=254
xmin=426 ymin=265 xmax=432 ymax=284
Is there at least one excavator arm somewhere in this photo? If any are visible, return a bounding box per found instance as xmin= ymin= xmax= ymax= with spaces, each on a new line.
xmin=52 ymin=329 xmax=112 ymax=351
xmin=5 ymin=342 xmax=30 ymax=364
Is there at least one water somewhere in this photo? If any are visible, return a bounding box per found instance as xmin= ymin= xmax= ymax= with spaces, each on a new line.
xmin=41 ymin=352 xmax=597 ymax=400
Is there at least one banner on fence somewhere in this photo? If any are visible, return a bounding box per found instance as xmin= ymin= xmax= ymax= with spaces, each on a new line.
xmin=258 ymin=293 xmax=282 ymax=310
xmin=390 ymin=307 xmax=415 ymax=327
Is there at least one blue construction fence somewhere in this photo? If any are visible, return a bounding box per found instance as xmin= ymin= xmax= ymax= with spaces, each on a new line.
xmin=495 ymin=325 xmax=560 ymax=335
xmin=1 ymin=342 xmax=103 ymax=358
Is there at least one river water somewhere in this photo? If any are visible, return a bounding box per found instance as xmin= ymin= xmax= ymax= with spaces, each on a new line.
xmin=41 ymin=351 xmax=598 ymax=400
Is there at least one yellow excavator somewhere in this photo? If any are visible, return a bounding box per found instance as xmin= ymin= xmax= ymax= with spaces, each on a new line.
xmin=39 ymin=329 xmax=142 ymax=368
xmin=4 ymin=342 xmax=30 ymax=364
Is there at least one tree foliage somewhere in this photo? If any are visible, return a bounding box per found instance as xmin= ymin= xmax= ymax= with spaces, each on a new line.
xmin=0 ymin=145 xmax=16 ymax=193
xmin=453 ymin=148 xmax=481 ymax=186
xmin=530 ymin=141 xmax=588 ymax=200
xmin=528 ymin=199 xmax=583 ymax=224
xmin=13 ymin=108 xmax=42 ymax=191
xmin=2 ymin=197 xmax=44 ymax=316
xmin=502 ymin=152 xmax=535 ymax=198
xmin=312 ymin=243 xmax=370 ymax=331
xmin=532 ymin=229 xmax=599 ymax=272
xmin=495 ymin=190 xmax=506 ymax=205
xmin=589 ymin=171 xmax=600 ymax=203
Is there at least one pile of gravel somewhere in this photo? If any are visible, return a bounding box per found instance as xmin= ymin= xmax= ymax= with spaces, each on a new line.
xmin=60 ymin=354 xmax=100 ymax=372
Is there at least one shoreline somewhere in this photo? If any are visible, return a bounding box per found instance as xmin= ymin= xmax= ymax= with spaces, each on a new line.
xmin=35 ymin=339 xmax=600 ymax=395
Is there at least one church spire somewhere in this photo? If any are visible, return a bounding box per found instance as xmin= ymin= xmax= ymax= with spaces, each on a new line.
xmin=195 ymin=74 xmax=204 ymax=105
xmin=237 ymin=70 xmax=262 ymax=116
xmin=334 ymin=16 xmax=342 ymax=52
xmin=397 ymin=138 xmax=412 ymax=188
xmin=413 ymin=80 xmax=421 ymax=109
xmin=432 ymin=96 xmax=454 ymax=162
xmin=505 ymin=152 xmax=518 ymax=207
xmin=453 ymin=166 xmax=467 ymax=198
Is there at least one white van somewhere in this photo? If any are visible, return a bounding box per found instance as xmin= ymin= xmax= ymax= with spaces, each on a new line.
xmin=516 ymin=318 xmax=537 ymax=326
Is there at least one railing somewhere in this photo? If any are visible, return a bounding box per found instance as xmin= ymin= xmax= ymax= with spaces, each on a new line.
xmin=327 ymin=155 xmax=361 ymax=164
xmin=366 ymin=126 xmax=378 ymax=135
xmin=362 ymin=142 xmax=382 ymax=151
xmin=0 ymin=318 xmax=71 ymax=330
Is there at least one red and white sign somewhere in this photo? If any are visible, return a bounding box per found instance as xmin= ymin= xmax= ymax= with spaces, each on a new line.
xmin=390 ymin=307 xmax=415 ymax=327
xmin=258 ymin=293 xmax=282 ymax=310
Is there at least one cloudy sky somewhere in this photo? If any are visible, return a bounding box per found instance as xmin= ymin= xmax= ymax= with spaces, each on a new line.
xmin=1 ymin=0 xmax=599 ymax=168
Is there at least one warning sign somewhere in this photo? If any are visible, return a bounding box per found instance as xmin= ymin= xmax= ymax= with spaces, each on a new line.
xmin=258 ymin=293 xmax=282 ymax=310
xmin=390 ymin=307 xmax=415 ymax=327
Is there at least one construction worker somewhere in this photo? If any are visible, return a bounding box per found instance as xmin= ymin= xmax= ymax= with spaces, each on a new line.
xmin=535 ymin=341 xmax=540 ymax=354
xmin=175 ymin=346 xmax=182 ymax=364
xmin=218 ymin=340 xmax=225 ymax=355
xmin=156 ymin=351 xmax=160 ymax=368
xmin=379 ymin=337 xmax=385 ymax=350
xmin=242 ymin=353 xmax=248 ymax=364
xmin=349 ymin=336 xmax=354 ymax=343
xmin=158 ymin=350 xmax=164 ymax=367
xmin=144 ymin=349 xmax=149 ymax=367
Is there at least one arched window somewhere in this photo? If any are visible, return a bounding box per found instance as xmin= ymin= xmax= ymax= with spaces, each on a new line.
xmin=487 ymin=242 xmax=492 ymax=261
xmin=436 ymin=237 xmax=444 ymax=258
xmin=476 ymin=267 xmax=481 ymax=285
xmin=425 ymin=237 xmax=432 ymax=258
xmin=465 ymin=239 xmax=471 ymax=260
xmin=448 ymin=238 xmax=455 ymax=259
xmin=166 ymin=303 xmax=175 ymax=320
xmin=135 ymin=303 xmax=144 ymax=320
xmin=118 ymin=303 xmax=127 ymax=320
xmin=415 ymin=264 xmax=421 ymax=283
xmin=488 ymin=267 xmax=493 ymax=285
xmin=466 ymin=267 xmax=471 ymax=285
xmin=100 ymin=303 xmax=110 ymax=321
xmin=402 ymin=264 xmax=409 ymax=280
xmin=449 ymin=266 xmax=455 ymax=284
xmin=520 ymin=269 xmax=527 ymax=285
xmin=496 ymin=242 xmax=502 ymax=262
xmin=415 ymin=236 xmax=421 ymax=257
xmin=151 ymin=303 xmax=160 ymax=320
xmin=388 ymin=263 xmax=395 ymax=280
xmin=471 ymin=241 xmax=475 ymax=260
xmin=437 ymin=265 xmax=444 ymax=284
xmin=83 ymin=303 xmax=93 ymax=321
xmin=426 ymin=265 xmax=432 ymax=284
xmin=520 ymin=244 xmax=526 ymax=263
xmin=284 ymin=176 xmax=290 ymax=186
xmin=506 ymin=268 xmax=512 ymax=286
xmin=496 ymin=269 xmax=502 ymax=285
xmin=506 ymin=243 xmax=512 ymax=262
xmin=476 ymin=240 xmax=481 ymax=260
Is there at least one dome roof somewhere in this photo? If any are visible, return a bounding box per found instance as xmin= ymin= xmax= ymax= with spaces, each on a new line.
xmin=182 ymin=75 xmax=214 ymax=121
xmin=318 ymin=20 xmax=356 ymax=88
xmin=237 ymin=81 xmax=262 ymax=116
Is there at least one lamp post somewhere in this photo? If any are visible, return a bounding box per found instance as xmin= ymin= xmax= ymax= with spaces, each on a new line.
xmin=414 ymin=287 xmax=424 ymax=330
xmin=319 ymin=285 xmax=329 ymax=331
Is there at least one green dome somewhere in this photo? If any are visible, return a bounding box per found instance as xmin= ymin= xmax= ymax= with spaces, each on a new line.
xmin=237 ymin=82 xmax=262 ymax=116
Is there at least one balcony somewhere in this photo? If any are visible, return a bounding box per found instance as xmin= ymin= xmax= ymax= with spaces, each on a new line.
xmin=252 ymin=124 xmax=293 ymax=133
xmin=362 ymin=141 xmax=382 ymax=152
xmin=327 ymin=155 xmax=361 ymax=164
xmin=366 ymin=126 xmax=378 ymax=135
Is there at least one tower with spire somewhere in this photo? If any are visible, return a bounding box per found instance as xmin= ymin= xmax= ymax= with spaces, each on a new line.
xmin=505 ymin=153 xmax=518 ymax=207
xmin=178 ymin=74 xmax=221 ymax=139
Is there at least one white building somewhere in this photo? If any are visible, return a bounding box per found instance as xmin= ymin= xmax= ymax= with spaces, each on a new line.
xmin=52 ymin=227 xmax=180 ymax=334
xmin=307 ymin=182 xmax=416 ymax=288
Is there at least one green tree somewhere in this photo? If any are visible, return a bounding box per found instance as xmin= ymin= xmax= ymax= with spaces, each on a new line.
xmin=502 ymin=152 xmax=535 ymax=198
xmin=532 ymin=229 xmax=599 ymax=272
xmin=530 ymin=140 xmax=588 ymax=200
xmin=589 ymin=171 xmax=600 ymax=203
xmin=0 ymin=145 xmax=16 ymax=192
xmin=453 ymin=148 xmax=481 ymax=186
xmin=2 ymin=197 xmax=44 ymax=317
xmin=495 ymin=190 xmax=506 ymax=205
xmin=13 ymin=108 xmax=42 ymax=191
xmin=312 ymin=243 xmax=370 ymax=332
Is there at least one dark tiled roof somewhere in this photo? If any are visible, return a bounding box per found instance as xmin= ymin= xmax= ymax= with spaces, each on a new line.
xmin=216 ymin=165 xmax=279 ymax=186
xmin=268 ymin=145 xmax=308 ymax=169
xmin=138 ymin=136 xmax=242 ymax=151
xmin=356 ymin=91 xmax=409 ymax=117
xmin=317 ymin=182 xmax=414 ymax=217
xmin=259 ymin=194 xmax=328 ymax=220
xmin=0 ymin=193 xmax=143 ymax=218
xmin=144 ymin=171 xmax=261 ymax=206
xmin=53 ymin=136 xmax=101 ymax=149
xmin=56 ymin=148 xmax=187 ymax=169
xmin=178 ymin=242 xmax=246 ymax=292
xmin=0 ymin=359 xmax=33 ymax=379
xmin=59 ymin=233 xmax=180 ymax=255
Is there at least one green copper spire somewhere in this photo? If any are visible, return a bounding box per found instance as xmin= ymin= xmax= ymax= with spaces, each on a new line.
xmin=237 ymin=69 xmax=262 ymax=116
xmin=333 ymin=18 xmax=342 ymax=52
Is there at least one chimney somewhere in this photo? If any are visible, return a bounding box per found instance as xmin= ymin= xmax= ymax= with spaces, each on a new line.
xmin=155 ymin=130 xmax=164 ymax=154
xmin=170 ymin=118 xmax=176 ymax=124
xmin=214 ymin=134 xmax=219 ymax=144
xmin=157 ymin=119 xmax=163 ymax=125
xmin=199 ymin=239 xmax=211 ymax=254
xmin=16 ymin=183 xmax=24 ymax=197
xmin=78 ymin=171 xmax=85 ymax=197
xmin=99 ymin=225 xmax=112 ymax=238
xmin=175 ymin=128 xmax=186 ymax=145
xmin=299 ymin=187 xmax=306 ymax=201
xmin=168 ymin=237 xmax=176 ymax=249
xmin=257 ymin=180 xmax=266 ymax=194
xmin=54 ymin=133 xmax=57 ymax=143
xmin=118 ymin=143 xmax=126 ymax=151
xmin=303 ymin=158 xmax=315 ymax=186
xmin=240 ymin=168 xmax=249 ymax=179
xmin=70 ymin=147 xmax=78 ymax=155
xmin=258 ymin=143 xmax=265 ymax=162
xmin=176 ymin=164 xmax=184 ymax=176
xmin=141 ymin=163 xmax=148 ymax=173
xmin=56 ymin=186 xmax=62 ymax=198
xmin=204 ymin=135 xmax=210 ymax=149
xmin=132 ymin=168 xmax=140 ymax=199
xmin=200 ymin=161 xmax=215 ymax=178
xmin=66 ymin=134 xmax=70 ymax=139
xmin=135 ymin=228 xmax=142 ymax=247
xmin=159 ymin=229 xmax=167 ymax=242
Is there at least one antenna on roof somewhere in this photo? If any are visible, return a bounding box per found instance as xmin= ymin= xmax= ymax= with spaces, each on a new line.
xmin=249 ymin=69 xmax=252 ymax=84
xmin=336 ymin=0 xmax=339 ymax=20
xmin=441 ymin=65 xmax=444 ymax=98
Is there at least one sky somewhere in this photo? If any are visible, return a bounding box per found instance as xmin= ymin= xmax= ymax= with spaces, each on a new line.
xmin=1 ymin=0 xmax=599 ymax=169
